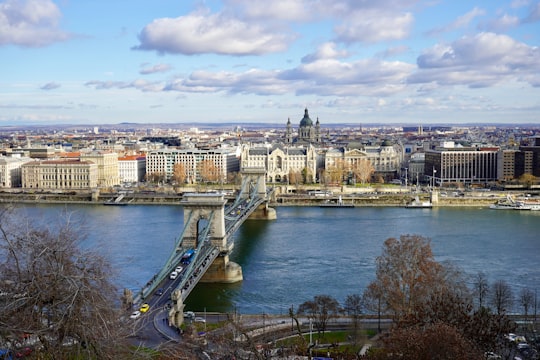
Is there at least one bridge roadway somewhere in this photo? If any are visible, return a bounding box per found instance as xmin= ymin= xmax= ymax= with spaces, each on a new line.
xmin=135 ymin=188 xmax=270 ymax=309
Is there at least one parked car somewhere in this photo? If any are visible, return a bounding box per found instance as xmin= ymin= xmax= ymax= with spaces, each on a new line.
xmin=194 ymin=317 xmax=206 ymax=323
xmin=16 ymin=347 xmax=32 ymax=358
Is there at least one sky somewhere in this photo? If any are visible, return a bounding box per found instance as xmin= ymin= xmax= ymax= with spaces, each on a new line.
xmin=1 ymin=0 xmax=540 ymax=126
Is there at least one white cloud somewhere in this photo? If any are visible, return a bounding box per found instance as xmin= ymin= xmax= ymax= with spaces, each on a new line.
xmin=134 ymin=11 xmax=292 ymax=55
xmin=139 ymin=63 xmax=172 ymax=75
xmin=301 ymin=42 xmax=350 ymax=63
xmin=40 ymin=82 xmax=61 ymax=90
xmin=480 ymin=14 xmax=520 ymax=32
xmin=523 ymin=1 xmax=540 ymax=22
xmin=334 ymin=11 xmax=414 ymax=43
xmin=428 ymin=7 xmax=486 ymax=35
xmin=225 ymin=0 xmax=313 ymax=21
xmin=412 ymin=32 xmax=540 ymax=87
xmin=0 ymin=0 xmax=70 ymax=47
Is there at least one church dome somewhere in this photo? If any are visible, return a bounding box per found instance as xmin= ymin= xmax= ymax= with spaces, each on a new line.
xmin=299 ymin=108 xmax=313 ymax=127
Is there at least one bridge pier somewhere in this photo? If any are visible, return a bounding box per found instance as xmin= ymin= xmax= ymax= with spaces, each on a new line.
xmin=200 ymin=255 xmax=243 ymax=283
xmin=248 ymin=202 xmax=277 ymax=220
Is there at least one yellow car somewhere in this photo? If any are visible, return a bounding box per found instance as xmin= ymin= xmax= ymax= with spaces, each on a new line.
xmin=139 ymin=303 xmax=150 ymax=313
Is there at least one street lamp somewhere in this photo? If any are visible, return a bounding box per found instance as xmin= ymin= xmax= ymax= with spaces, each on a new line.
xmin=404 ymin=168 xmax=408 ymax=188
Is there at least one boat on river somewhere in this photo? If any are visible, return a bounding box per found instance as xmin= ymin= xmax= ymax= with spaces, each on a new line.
xmin=405 ymin=196 xmax=432 ymax=209
xmin=489 ymin=195 xmax=540 ymax=210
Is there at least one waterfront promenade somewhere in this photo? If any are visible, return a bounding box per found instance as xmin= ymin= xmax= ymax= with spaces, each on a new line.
xmin=0 ymin=186 xmax=516 ymax=207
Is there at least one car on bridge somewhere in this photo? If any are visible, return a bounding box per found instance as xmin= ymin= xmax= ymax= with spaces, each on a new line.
xmin=130 ymin=310 xmax=141 ymax=319
xmin=154 ymin=288 xmax=164 ymax=296
xmin=169 ymin=271 xmax=179 ymax=280
xmin=139 ymin=303 xmax=150 ymax=313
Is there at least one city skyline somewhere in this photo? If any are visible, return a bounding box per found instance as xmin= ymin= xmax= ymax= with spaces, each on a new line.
xmin=1 ymin=0 xmax=540 ymax=126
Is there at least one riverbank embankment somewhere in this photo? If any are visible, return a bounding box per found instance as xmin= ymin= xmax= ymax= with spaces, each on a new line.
xmin=0 ymin=189 xmax=508 ymax=207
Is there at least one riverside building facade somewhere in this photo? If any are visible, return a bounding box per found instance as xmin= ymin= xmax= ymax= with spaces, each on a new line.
xmin=0 ymin=155 xmax=33 ymax=187
xmin=80 ymin=151 xmax=120 ymax=188
xmin=145 ymin=147 xmax=240 ymax=184
xmin=425 ymin=143 xmax=499 ymax=185
xmin=21 ymin=160 xmax=98 ymax=190
xmin=118 ymin=154 xmax=146 ymax=184
xmin=240 ymin=144 xmax=318 ymax=183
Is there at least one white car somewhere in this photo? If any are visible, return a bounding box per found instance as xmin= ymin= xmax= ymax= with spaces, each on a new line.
xmin=194 ymin=317 xmax=206 ymax=323
xmin=175 ymin=266 xmax=183 ymax=273
xmin=183 ymin=311 xmax=195 ymax=319
xmin=169 ymin=271 xmax=178 ymax=279
xmin=130 ymin=310 xmax=141 ymax=319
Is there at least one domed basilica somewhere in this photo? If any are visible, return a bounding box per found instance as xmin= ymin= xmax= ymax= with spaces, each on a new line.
xmin=285 ymin=108 xmax=321 ymax=145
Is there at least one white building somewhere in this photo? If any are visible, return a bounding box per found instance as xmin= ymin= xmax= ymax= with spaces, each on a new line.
xmin=146 ymin=147 xmax=241 ymax=184
xmin=0 ymin=155 xmax=33 ymax=188
xmin=118 ymin=155 xmax=146 ymax=183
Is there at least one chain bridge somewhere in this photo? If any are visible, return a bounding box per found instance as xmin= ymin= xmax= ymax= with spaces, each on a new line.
xmin=136 ymin=168 xmax=275 ymax=327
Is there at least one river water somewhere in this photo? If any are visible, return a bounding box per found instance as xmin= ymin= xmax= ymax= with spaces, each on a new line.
xmin=11 ymin=203 xmax=540 ymax=315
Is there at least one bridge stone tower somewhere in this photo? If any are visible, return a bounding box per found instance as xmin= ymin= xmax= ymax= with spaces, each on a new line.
xmin=180 ymin=193 xmax=243 ymax=283
xmin=239 ymin=167 xmax=277 ymax=220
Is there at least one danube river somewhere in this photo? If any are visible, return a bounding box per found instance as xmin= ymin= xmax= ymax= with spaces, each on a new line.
xmin=13 ymin=203 xmax=540 ymax=315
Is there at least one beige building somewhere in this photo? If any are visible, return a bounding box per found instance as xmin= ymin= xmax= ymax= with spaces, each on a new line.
xmin=325 ymin=140 xmax=403 ymax=182
xmin=240 ymin=144 xmax=318 ymax=183
xmin=21 ymin=160 xmax=98 ymax=190
xmin=498 ymin=149 xmax=518 ymax=181
xmin=80 ymin=151 xmax=120 ymax=188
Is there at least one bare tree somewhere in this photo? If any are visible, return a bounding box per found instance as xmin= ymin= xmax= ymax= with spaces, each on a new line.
xmin=518 ymin=173 xmax=537 ymax=188
xmin=350 ymin=158 xmax=374 ymax=185
xmin=197 ymin=159 xmax=220 ymax=184
xmin=146 ymin=171 xmax=166 ymax=184
xmin=519 ymin=288 xmax=534 ymax=318
xmin=288 ymin=169 xmax=302 ymax=186
xmin=377 ymin=322 xmax=483 ymax=360
xmin=362 ymin=281 xmax=386 ymax=333
xmin=325 ymin=159 xmax=346 ymax=185
xmin=369 ymin=234 xmax=443 ymax=319
xmin=343 ymin=294 xmax=364 ymax=345
xmin=490 ymin=279 xmax=514 ymax=315
xmin=172 ymin=162 xmax=187 ymax=184
xmin=473 ymin=271 xmax=489 ymax=309
xmin=297 ymin=295 xmax=341 ymax=339
xmin=0 ymin=205 xmax=137 ymax=359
